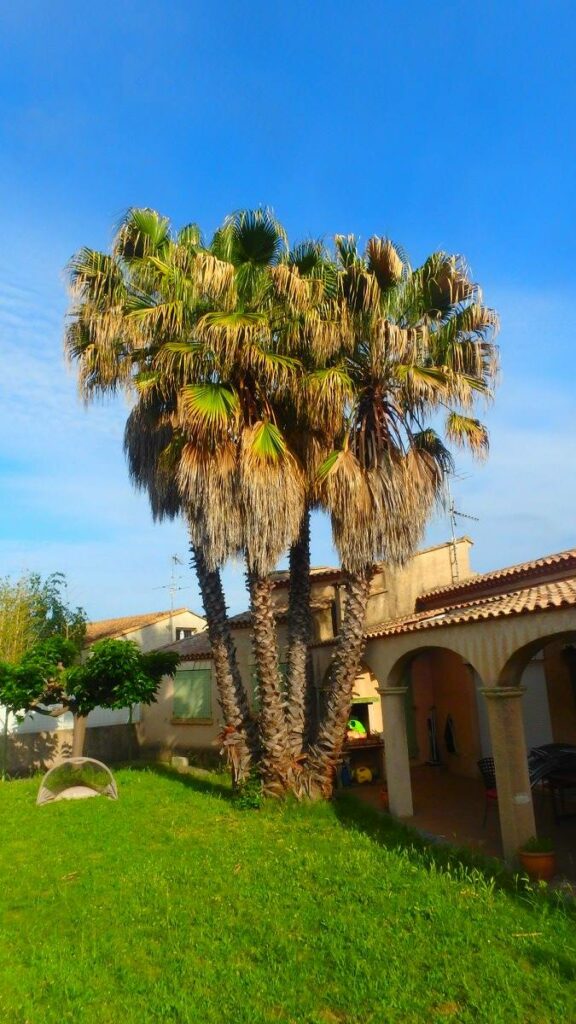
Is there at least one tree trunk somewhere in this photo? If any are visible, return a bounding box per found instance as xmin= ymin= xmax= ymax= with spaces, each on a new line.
xmin=191 ymin=545 xmax=255 ymax=787
xmin=303 ymin=568 xmax=372 ymax=799
xmin=248 ymin=571 xmax=291 ymax=797
xmin=285 ymin=507 xmax=315 ymax=757
xmin=72 ymin=714 xmax=88 ymax=757
xmin=1 ymin=710 xmax=9 ymax=781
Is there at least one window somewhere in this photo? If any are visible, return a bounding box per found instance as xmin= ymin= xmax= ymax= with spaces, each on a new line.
xmin=173 ymin=666 xmax=213 ymax=722
xmin=250 ymin=662 xmax=289 ymax=711
xmin=175 ymin=627 xmax=196 ymax=641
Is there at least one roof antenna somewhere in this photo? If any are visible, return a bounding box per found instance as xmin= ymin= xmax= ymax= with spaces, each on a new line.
xmin=446 ymin=479 xmax=479 ymax=584
xmin=152 ymin=556 xmax=189 ymax=639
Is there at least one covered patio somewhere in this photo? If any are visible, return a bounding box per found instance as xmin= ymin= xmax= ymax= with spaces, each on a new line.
xmin=355 ymin=764 xmax=576 ymax=878
xmin=359 ymin=549 xmax=576 ymax=863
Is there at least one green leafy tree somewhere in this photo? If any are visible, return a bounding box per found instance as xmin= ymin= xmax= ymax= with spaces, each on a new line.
xmin=0 ymin=573 xmax=86 ymax=664
xmin=0 ymin=638 xmax=179 ymax=771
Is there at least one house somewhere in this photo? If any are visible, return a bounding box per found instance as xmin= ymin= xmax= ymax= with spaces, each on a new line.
xmin=138 ymin=539 xmax=476 ymax=755
xmin=139 ymin=539 xmax=576 ymax=861
xmin=3 ymin=606 xmax=205 ymax=774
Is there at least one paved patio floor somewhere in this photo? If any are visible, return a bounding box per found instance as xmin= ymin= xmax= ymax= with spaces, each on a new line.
xmin=352 ymin=764 xmax=576 ymax=879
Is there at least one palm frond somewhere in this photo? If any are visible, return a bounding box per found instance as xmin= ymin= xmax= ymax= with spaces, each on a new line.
xmin=180 ymin=383 xmax=239 ymax=436
xmin=445 ymin=412 xmax=489 ymax=457
xmin=215 ymin=208 xmax=287 ymax=267
xmin=113 ymin=208 xmax=171 ymax=262
xmin=240 ymin=422 xmax=304 ymax=575
xmin=365 ymin=237 xmax=405 ymax=290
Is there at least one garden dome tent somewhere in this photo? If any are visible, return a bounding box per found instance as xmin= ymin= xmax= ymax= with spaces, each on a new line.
xmin=37 ymin=757 xmax=118 ymax=805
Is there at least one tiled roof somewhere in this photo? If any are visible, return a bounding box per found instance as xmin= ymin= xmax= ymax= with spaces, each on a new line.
xmin=419 ymin=548 xmax=576 ymax=608
xmin=364 ymin=578 xmax=576 ymax=640
xmin=86 ymin=608 xmax=190 ymax=644
xmin=271 ymin=566 xmax=341 ymax=587
xmin=163 ymin=630 xmax=213 ymax=660
xmin=163 ymin=602 xmax=332 ymax=660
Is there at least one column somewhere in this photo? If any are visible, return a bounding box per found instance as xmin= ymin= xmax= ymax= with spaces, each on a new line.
xmin=481 ymin=686 xmax=535 ymax=862
xmin=378 ymin=686 xmax=413 ymax=817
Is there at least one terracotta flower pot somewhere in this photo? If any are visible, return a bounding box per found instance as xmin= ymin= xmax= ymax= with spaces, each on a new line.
xmin=518 ymin=850 xmax=556 ymax=882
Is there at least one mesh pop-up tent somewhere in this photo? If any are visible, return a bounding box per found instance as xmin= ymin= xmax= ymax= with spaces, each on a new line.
xmin=37 ymin=757 xmax=118 ymax=805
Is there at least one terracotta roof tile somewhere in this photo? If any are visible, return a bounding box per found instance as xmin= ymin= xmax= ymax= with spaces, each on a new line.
xmin=161 ymin=631 xmax=213 ymax=660
xmin=271 ymin=566 xmax=341 ymax=587
xmin=86 ymin=608 xmax=190 ymax=644
xmin=163 ymin=601 xmax=332 ymax=659
xmin=365 ymin=578 xmax=576 ymax=640
xmin=419 ymin=548 xmax=576 ymax=608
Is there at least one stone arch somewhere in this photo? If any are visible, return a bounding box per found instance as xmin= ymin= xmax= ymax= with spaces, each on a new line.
xmin=497 ymin=628 xmax=576 ymax=687
xmin=384 ymin=643 xmax=484 ymax=690
xmin=384 ymin=644 xmax=486 ymax=778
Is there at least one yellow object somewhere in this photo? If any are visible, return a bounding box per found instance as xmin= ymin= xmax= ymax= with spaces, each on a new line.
xmin=354 ymin=766 xmax=373 ymax=784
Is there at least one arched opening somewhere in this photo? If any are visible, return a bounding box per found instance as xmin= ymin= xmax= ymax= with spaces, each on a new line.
xmin=400 ymin=646 xmax=485 ymax=779
xmin=381 ymin=645 xmax=499 ymax=853
xmin=498 ymin=630 xmax=576 ymax=865
xmin=499 ymin=629 xmax=576 ymax=750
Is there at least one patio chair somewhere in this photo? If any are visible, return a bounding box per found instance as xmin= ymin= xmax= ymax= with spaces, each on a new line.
xmin=477 ymin=757 xmax=498 ymax=826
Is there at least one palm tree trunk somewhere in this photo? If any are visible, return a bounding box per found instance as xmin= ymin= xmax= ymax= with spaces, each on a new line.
xmin=190 ymin=545 xmax=254 ymax=787
xmin=286 ymin=507 xmax=315 ymax=757
xmin=303 ymin=568 xmax=372 ymax=799
xmin=248 ymin=571 xmax=291 ymax=797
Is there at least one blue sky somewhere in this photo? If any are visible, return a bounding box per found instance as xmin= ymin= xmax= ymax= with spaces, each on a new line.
xmin=1 ymin=1 xmax=575 ymax=620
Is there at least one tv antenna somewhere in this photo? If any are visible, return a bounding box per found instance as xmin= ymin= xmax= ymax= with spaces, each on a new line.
xmin=446 ymin=480 xmax=479 ymax=584
xmin=152 ymin=555 xmax=190 ymax=614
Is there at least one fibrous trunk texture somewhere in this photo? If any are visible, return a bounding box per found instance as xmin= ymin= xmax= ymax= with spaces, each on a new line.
xmin=303 ymin=567 xmax=372 ymax=799
xmin=286 ymin=507 xmax=315 ymax=757
xmin=191 ymin=545 xmax=254 ymax=786
xmin=248 ymin=571 xmax=291 ymax=796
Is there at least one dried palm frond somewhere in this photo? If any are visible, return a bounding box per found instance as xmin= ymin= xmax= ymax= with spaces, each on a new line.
xmin=445 ymin=412 xmax=490 ymax=457
xmin=193 ymin=251 xmax=236 ymax=304
xmin=239 ymin=422 xmax=305 ymax=575
xmin=124 ymin=402 xmax=181 ymax=521
xmin=179 ymin=442 xmax=243 ymax=567
xmin=365 ymin=237 xmax=405 ymax=290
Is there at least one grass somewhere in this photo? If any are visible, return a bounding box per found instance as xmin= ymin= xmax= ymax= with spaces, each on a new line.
xmin=0 ymin=767 xmax=575 ymax=1024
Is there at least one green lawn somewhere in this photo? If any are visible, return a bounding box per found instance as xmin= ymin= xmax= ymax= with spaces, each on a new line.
xmin=1 ymin=768 xmax=575 ymax=1024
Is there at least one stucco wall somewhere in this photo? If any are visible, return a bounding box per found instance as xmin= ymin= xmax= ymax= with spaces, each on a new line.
xmin=364 ymin=538 xmax=473 ymax=628
xmin=124 ymin=609 xmax=206 ymax=653
xmin=138 ymin=622 xmax=294 ymax=755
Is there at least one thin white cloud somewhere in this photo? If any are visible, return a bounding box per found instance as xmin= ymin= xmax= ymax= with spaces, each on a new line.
xmin=1 ymin=266 xmax=574 ymax=621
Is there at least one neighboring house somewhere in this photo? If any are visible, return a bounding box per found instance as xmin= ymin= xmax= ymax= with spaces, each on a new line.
xmin=140 ymin=539 xmax=576 ymax=860
xmin=3 ymin=606 xmax=205 ymax=775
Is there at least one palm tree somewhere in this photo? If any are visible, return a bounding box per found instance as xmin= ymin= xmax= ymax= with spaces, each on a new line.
xmin=301 ymin=237 xmax=499 ymax=796
xmin=65 ymin=210 xmax=258 ymax=785
xmin=65 ymin=210 xmax=498 ymax=802
xmin=66 ymin=208 xmax=331 ymax=794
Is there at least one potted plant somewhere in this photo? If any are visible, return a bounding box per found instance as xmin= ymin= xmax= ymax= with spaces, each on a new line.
xmin=518 ymin=836 xmax=556 ymax=882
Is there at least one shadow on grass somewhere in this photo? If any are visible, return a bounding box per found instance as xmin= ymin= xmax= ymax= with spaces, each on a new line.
xmin=126 ymin=761 xmax=235 ymax=802
xmin=334 ymin=792 xmax=576 ymax=918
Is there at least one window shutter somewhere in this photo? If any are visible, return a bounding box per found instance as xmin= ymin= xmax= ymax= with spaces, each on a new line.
xmin=173 ymin=667 xmax=212 ymax=721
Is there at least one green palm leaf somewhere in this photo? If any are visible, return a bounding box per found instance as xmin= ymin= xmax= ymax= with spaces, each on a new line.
xmin=245 ymin=420 xmax=288 ymax=462
xmin=181 ymin=383 xmax=239 ymax=428
xmin=114 ymin=208 xmax=171 ymax=262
